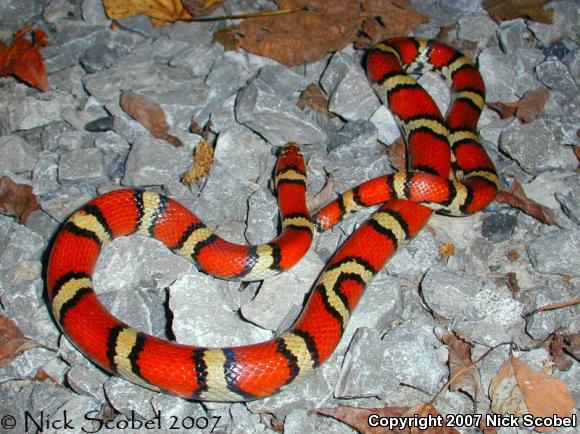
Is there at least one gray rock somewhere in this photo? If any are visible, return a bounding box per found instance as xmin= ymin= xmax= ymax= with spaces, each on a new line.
xmin=122 ymin=134 xmax=198 ymax=187
xmin=43 ymin=0 xmax=80 ymax=24
xmin=418 ymin=71 xmax=452 ymax=115
xmin=478 ymin=47 xmax=518 ymax=102
xmin=408 ymin=1 xmax=464 ymax=27
xmin=164 ymin=21 xmax=214 ymax=44
xmin=481 ymin=212 xmax=518 ymax=242
xmin=369 ymin=105 xmax=400 ymax=144
xmin=421 ymin=266 xmax=525 ymax=345
xmin=499 ymin=119 xmax=576 ymax=174
xmin=535 ymin=57 xmax=578 ymax=95
xmin=336 ymin=321 xmax=447 ymax=398
xmin=169 ymin=272 xmax=272 ymax=347
xmin=527 ymin=227 xmax=580 ymax=276
xmin=386 ymin=229 xmax=439 ymax=278
xmin=241 ymin=248 xmax=324 ymax=331
xmin=497 ymin=19 xmax=536 ymax=52
xmin=245 ymin=188 xmax=278 ymax=245
xmin=117 ymin=14 xmax=162 ymax=38
xmin=213 ymin=125 xmax=272 ymax=184
xmin=105 ymin=377 xmax=161 ymax=419
xmin=66 ymin=364 xmax=108 ymax=401
xmin=6 ymin=91 xmax=75 ymax=131
xmin=320 ymin=52 xmax=378 ymax=121
xmin=24 ymin=209 xmax=60 ymax=240
xmin=0 ymin=0 xmax=41 ymax=28
xmin=544 ymin=115 xmax=580 ymax=146
xmin=43 ymin=26 xmax=105 ymax=74
xmin=169 ymin=43 xmax=223 ymax=77
xmin=457 ymin=13 xmax=497 ymax=43
xmin=40 ymin=184 xmax=95 ymax=222
xmin=94 ymin=131 xmax=131 ymax=183
xmin=527 ymin=0 xmax=579 ymax=46
xmin=0 ymin=218 xmax=45 ymax=288
xmin=327 ymin=120 xmax=378 ymax=154
xmin=236 ymin=77 xmax=327 ymax=146
xmin=81 ymin=0 xmax=110 ymax=25
xmin=32 ymin=151 xmax=60 ymax=195
xmin=555 ymin=174 xmax=580 ymax=224
xmin=0 ymin=135 xmax=38 ymax=172
xmin=519 ymin=282 xmax=580 ymax=340
xmin=58 ymin=148 xmax=106 ymax=183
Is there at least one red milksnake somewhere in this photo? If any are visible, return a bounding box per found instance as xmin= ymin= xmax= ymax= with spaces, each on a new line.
xmin=47 ymin=38 xmax=498 ymax=401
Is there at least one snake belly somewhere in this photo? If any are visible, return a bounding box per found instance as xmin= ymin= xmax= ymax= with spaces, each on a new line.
xmin=46 ymin=38 xmax=498 ymax=401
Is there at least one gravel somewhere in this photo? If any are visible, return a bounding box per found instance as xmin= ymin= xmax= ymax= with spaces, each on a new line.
xmin=0 ymin=0 xmax=578 ymax=432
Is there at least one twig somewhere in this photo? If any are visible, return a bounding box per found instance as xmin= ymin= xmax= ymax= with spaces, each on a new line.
xmin=189 ymin=7 xmax=305 ymax=22
xmin=531 ymin=298 xmax=580 ymax=314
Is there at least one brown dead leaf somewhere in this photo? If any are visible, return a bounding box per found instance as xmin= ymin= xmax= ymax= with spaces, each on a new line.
xmin=506 ymin=249 xmax=520 ymax=261
xmin=297 ymin=83 xmax=333 ymax=119
xmin=181 ymin=138 xmax=214 ymax=185
xmin=487 ymin=101 xmax=518 ymax=119
xmin=489 ymin=356 xmax=574 ymax=432
xmin=219 ymin=0 xmax=427 ymax=67
xmin=103 ymin=0 xmax=195 ymax=23
xmin=33 ymin=367 xmax=60 ymax=385
xmin=0 ymin=315 xmax=44 ymax=367
xmin=488 ymin=88 xmax=551 ymax=124
xmin=387 ymin=136 xmax=407 ymax=171
xmin=483 ymin=0 xmax=553 ymax=24
xmin=308 ymin=178 xmax=336 ymax=212
xmin=495 ymin=180 xmax=556 ymax=225
xmin=0 ymin=176 xmax=40 ymax=223
xmin=181 ymin=0 xmax=224 ymax=16
xmin=315 ymin=404 xmax=460 ymax=434
xmin=547 ymin=333 xmax=573 ymax=371
xmin=516 ymin=87 xmax=550 ymax=123
xmin=438 ymin=242 xmax=456 ymax=259
xmin=0 ymin=25 xmax=49 ymax=91
xmin=506 ymin=272 xmax=521 ymax=294
xmin=120 ymin=91 xmax=183 ymax=148
xmin=442 ymin=332 xmax=479 ymax=399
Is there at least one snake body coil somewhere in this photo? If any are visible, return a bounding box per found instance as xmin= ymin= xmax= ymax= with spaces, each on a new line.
xmin=47 ymin=38 xmax=498 ymax=401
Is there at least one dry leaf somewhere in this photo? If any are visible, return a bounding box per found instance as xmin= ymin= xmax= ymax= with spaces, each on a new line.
xmin=297 ymin=83 xmax=333 ymax=118
xmin=547 ymin=333 xmax=573 ymax=371
xmin=506 ymin=272 xmax=521 ymax=294
xmin=315 ymin=404 xmax=460 ymax=434
xmin=103 ymin=0 xmax=194 ymax=23
xmin=0 ymin=176 xmax=40 ymax=223
xmin=488 ymin=88 xmax=550 ymax=124
xmin=506 ymin=249 xmax=520 ymax=261
xmin=483 ymin=0 xmax=553 ymax=24
xmin=487 ymin=101 xmax=518 ymax=119
xmin=489 ymin=356 xmax=574 ymax=432
xmin=308 ymin=178 xmax=335 ymax=212
xmin=219 ymin=0 xmax=427 ymax=66
xmin=120 ymin=91 xmax=183 ymax=148
xmin=516 ymin=88 xmax=550 ymax=123
xmin=442 ymin=332 xmax=479 ymax=399
xmin=439 ymin=242 xmax=456 ymax=259
xmin=0 ymin=315 xmax=44 ymax=367
xmin=387 ymin=136 xmax=407 ymax=171
xmin=0 ymin=25 xmax=48 ymax=91
xmin=181 ymin=138 xmax=214 ymax=185
xmin=495 ymin=180 xmax=556 ymax=225
xmin=181 ymin=0 xmax=224 ymax=16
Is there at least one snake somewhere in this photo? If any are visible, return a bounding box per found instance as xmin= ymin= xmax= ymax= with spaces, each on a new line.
xmin=46 ymin=38 xmax=498 ymax=401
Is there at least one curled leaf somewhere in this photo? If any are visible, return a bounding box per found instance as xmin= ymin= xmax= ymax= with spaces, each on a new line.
xmin=120 ymin=91 xmax=183 ymax=148
xmin=489 ymin=356 xmax=574 ymax=432
xmin=0 ymin=176 xmax=40 ymax=223
xmin=483 ymin=0 xmax=553 ymax=24
xmin=297 ymin=83 xmax=333 ymax=119
xmin=0 ymin=315 xmax=44 ymax=367
xmin=0 ymin=25 xmax=48 ymax=91
xmin=103 ymin=0 xmax=194 ymax=23
xmin=495 ymin=180 xmax=556 ymax=225
xmin=219 ymin=0 xmax=426 ymax=67
xmin=442 ymin=332 xmax=479 ymax=400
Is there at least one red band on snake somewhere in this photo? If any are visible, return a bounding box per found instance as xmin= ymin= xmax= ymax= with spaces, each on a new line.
xmin=47 ymin=38 xmax=498 ymax=401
